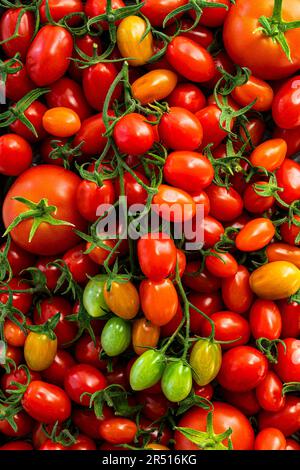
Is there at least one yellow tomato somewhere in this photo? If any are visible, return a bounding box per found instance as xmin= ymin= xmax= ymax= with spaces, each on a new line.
xmin=42 ymin=107 xmax=81 ymax=137
xmin=104 ymin=280 xmax=140 ymax=319
xmin=117 ymin=16 xmax=153 ymax=66
xmin=132 ymin=317 xmax=160 ymax=355
xmin=24 ymin=332 xmax=57 ymax=371
xmin=250 ymin=261 xmax=300 ymax=300
xmin=131 ymin=69 xmax=178 ymax=104
xmin=189 ymin=338 xmax=222 ymax=386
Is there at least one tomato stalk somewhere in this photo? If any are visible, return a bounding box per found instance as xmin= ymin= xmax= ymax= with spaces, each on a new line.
xmin=254 ymin=174 xmax=289 ymax=208
xmin=0 ymin=403 xmax=23 ymax=432
xmin=216 ymin=65 xmax=251 ymax=96
xmin=282 ymin=382 xmax=300 ymax=395
xmin=162 ymin=0 xmax=228 ymax=29
xmin=256 ymin=337 xmax=286 ymax=364
xmin=0 ymin=288 xmax=26 ymax=343
xmin=0 ymin=53 xmax=23 ymax=84
xmin=43 ymin=0 xmax=88 ymax=36
xmin=27 ymin=312 xmax=60 ymax=341
xmin=47 ymin=139 xmax=83 ymax=170
xmin=0 ymin=236 xmax=13 ymax=282
xmin=0 ymin=1 xmax=41 ymax=45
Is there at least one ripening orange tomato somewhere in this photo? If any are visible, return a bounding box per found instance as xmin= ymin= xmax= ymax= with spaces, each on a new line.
xmin=231 ymin=76 xmax=274 ymax=111
xmin=131 ymin=69 xmax=178 ymax=105
xmin=235 ymin=218 xmax=275 ymax=252
xmin=42 ymin=107 xmax=81 ymax=137
xmin=266 ymin=243 xmax=300 ymax=268
xmin=250 ymin=139 xmax=287 ymax=172
xmin=104 ymin=280 xmax=140 ymax=320
xmin=132 ymin=317 xmax=160 ymax=355
xmin=250 ymin=261 xmax=300 ymax=300
xmin=24 ymin=332 xmax=57 ymax=371
xmin=117 ymin=16 xmax=153 ymax=66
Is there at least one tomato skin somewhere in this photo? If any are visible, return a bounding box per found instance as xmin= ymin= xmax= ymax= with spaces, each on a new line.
xmin=73 ymin=407 xmax=112 ymax=440
xmin=83 ymin=63 xmax=121 ymax=111
xmin=222 ymin=389 xmax=260 ymax=416
xmin=221 ymin=266 xmax=253 ymax=315
xmin=69 ymin=434 xmax=97 ymax=451
xmin=267 ymin=243 xmax=300 ymax=269
xmin=276 ymin=159 xmax=300 ymax=204
xmin=273 ymin=76 xmax=300 ymax=129
xmin=140 ymin=279 xmax=178 ymax=327
xmin=0 ymin=409 xmax=33 ymax=437
xmin=141 ymin=0 xmax=187 ymax=27
xmin=273 ymin=126 xmax=300 ymax=157
xmin=232 ymin=76 xmax=274 ymax=111
xmin=99 ymin=418 xmax=137 ymax=445
xmin=167 ymin=36 xmax=215 ymax=83
xmin=193 ymin=0 xmax=230 ymax=27
xmin=191 ymin=190 xmax=210 ymax=216
xmin=35 ymin=256 xmax=60 ymax=291
xmin=138 ymin=232 xmax=176 ymax=281
xmin=130 ymin=350 xmax=165 ymax=391
xmin=0 ymin=277 xmax=32 ymax=315
xmin=188 ymin=291 xmax=223 ymax=335
xmin=205 ymin=251 xmax=238 ymax=278
xmin=0 ymin=134 xmax=32 ymax=177
xmin=76 ymin=178 xmax=115 ymax=224
xmin=10 ymin=101 xmax=47 ymax=143
xmin=159 ymin=108 xmax=203 ymax=151
xmin=217 ymin=346 xmax=268 ymax=392
xmin=114 ymin=113 xmax=155 ymax=156
xmin=236 ymin=218 xmax=275 ymax=252
xmin=249 ymin=299 xmax=282 ymax=340
xmin=74 ymin=112 xmax=111 ymax=157
xmin=117 ymin=16 xmax=153 ymax=66
xmin=83 ymin=276 xmax=108 ymax=318
xmin=26 ymin=25 xmax=73 ymax=86
xmin=42 ymin=349 xmax=76 ymax=386
xmin=223 ymin=0 xmax=300 ymax=80
xmin=104 ymin=280 xmax=139 ymax=320
xmin=39 ymin=0 xmax=83 ymax=24
xmin=190 ymin=339 xmax=222 ymax=386
xmin=175 ymin=402 xmax=255 ymax=450
xmin=183 ymin=262 xmax=221 ymax=293
xmin=1 ymin=368 xmax=40 ymax=393
xmin=162 ymin=361 xmax=192 ymax=402
xmin=46 ymin=77 xmax=91 ymax=121
xmin=168 ymin=83 xmax=206 ymax=114
xmin=85 ymin=0 xmax=125 ymax=30
xmin=24 ymin=332 xmax=57 ymax=372
xmin=201 ymin=311 xmax=250 ymax=350
xmin=101 ymin=317 xmax=131 ymax=357
xmin=280 ymin=214 xmax=300 ymax=245
xmin=64 ymin=364 xmax=107 ymax=406
xmin=153 ymin=184 xmax=196 ymax=223
xmin=132 ymin=317 xmax=160 ymax=356
xmin=3 ymin=165 xmax=87 ymax=256
xmin=250 ymin=261 xmax=300 ymax=300
xmin=63 ymin=243 xmax=99 ymax=284
xmin=43 ymin=107 xmax=81 ymax=138
xmin=0 ymin=441 xmax=33 ymax=451
xmin=4 ymin=316 xmax=31 ymax=348
xmin=258 ymin=396 xmax=300 ymax=436
xmin=274 ymin=338 xmax=300 ymax=383
xmin=286 ymin=439 xmax=300 ymax=450
xmin=243 ymin=181 xmax=275 ymax=214
xmin=278 ymin=299 xmax=300 ymax=338
xmin=250 ymin=138 xmax=287 ymax=171
xmin=254 ymin=428 xmax=286 ymax=450
xmin=131 ymin=69 xmax=177 ymax=105
xmin=115 ymin=170 xmax=149 ymax=207
xmin=0 ymin=9 xmax=34 ymax=60
xmin=194 ymin=384 xmax=213 ymax=401
xmin=202 ymin=216 xmax=224 ymax=249
xmin=22 ymin=381 xmax=71 ymax=423
xmin=164 ymin=151 xmax=213 ymax=192
xmin=195 ymin=105 xmax=228 ymax=149
xmin=206 ymin=184 xmax=243 ymax=222
xmin=5 ymin=60 xmax=34 ymax=102
xmin=256 ymin=371 xmax=285 ymax=413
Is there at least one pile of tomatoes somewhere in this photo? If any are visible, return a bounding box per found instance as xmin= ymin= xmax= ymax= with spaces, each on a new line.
xmin=0 ymin=0 xmax=300 ymax=452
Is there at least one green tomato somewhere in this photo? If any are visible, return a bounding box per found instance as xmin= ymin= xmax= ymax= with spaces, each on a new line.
xmin=189 ymin=338 xmax=222 ymax=386
xmin=130 ymin=349 xmax=165 ymax=391
xmin=101 ymin=316 xmax=131 ymax=357
xmin=161 ymin=360 xmax=192 ymax=402
xmin=83 ymin=275 xmax=108 ymax=318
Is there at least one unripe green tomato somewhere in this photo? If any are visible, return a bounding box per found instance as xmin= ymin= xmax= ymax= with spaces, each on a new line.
xmin=161 ymin=360 xmax=192 ymax=402
xmin=101 ymin=316 xmax=131 ymax=357
xmin=83 ymin=275 xmax=108 ymax=318
xmin=130 ymin=349 xmax=165 ymax=391
xmin=189 ymin=338 xmax=222 ymax=386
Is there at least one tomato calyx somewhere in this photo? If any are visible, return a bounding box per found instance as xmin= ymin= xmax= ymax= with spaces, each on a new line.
xmin=27 ymin=312 xmax=60 ymax=341
xmin=0 ymin=365 xmax=32 ymax=405
xmin=256 ymin=337 xmax=287 ymax=364
xmin=0 ymin=402 xmax=23 ymax=432
xmin=175 ymin=411 xmax=233 ymax=450
xmin=41 ymin=420 xmax=78 ymax=448
xmin=163 ymin=0 xmax=228 ymax=30
xmin=253 ymin=174 xmax=289 ymax=208
xmin=76 ymin=161 xmax=115 ymax=188
xmin=0 ymin=87 xmax=49 ymax=137
xmin=47 ymin=139 xmax=83 ymax=170
xmin=257 ymin=0 xmax=300 ymax=62
xmin=176 ymin=392 xmax=212 ymax=416
xmin=282 ymin=381 xmax=300 ymax=395
xmin=0 ymin=287 xmax=26 ymax=341
xmin=0 ymin=52 xmax=22 ymax=83
xmin=0 ymin=236 xmax=13 ymax=282
xmin=216 ymin=65 xmax=251 ymax=97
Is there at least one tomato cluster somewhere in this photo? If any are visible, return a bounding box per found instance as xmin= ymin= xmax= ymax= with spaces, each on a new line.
xmin=0 ymin=0 xmax=300 ymax=453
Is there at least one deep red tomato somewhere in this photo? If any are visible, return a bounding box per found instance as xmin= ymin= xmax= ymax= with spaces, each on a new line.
xmin=75 ymin=335 xmax=106 ymax=370
xmin=153 ymin=184 xmax=196 ymax=223
xmin=113 ymin=113 xmax=155 ymax=156
xmin=191 ymin=190 xmax=210 ymax=216
xmin=83 ymin=63 xmax=121 ymax=111
xmin=10 ymin=101 xmax=47 ymax=143
xmin=42 ymin=349 xmax=76 ymax=387
xmin=249 ymin=299 xmax=282 ymax=340
xmin=237 ymin=117 xmax=266 ymax=151
xmin=167 ymin=18 xmax=214 ymax=48
xmin=35 ymin=256 xmax=61 ymax=291
xmin=64 ymin=364 xmax=107 ymax=406
xmin=73 ymin=112 xmax=112 ymax=156
xmin=99 ymin=418 xmax=137 ymax=445
xmin=5 ymin=61 xmax=34 ymax=102
xmin=278 ymin=299 xmax=300 ymax=338
xmin=175 ymin=402 xmax=254 ymax=450
xmin=206 ymin=184 xmax=243 ymax=222
xmin=280 ymin=214 xmax=300 ymax=245
xmin=194 ymin=384 xmax=214 ymax=401
xmin=46 ymin=77 xmax=91 ymax=121
xmin=195 ymin=105 xmax=229 ymax=149
xmin=69 ymin=434 xmax=97 ymax=451
xmin=191 ymin=0 xmax=230 ymax=27
xmin=276 ymin=159 xmax=300 ymax=204
xmin=69 ymin=34 xmax=102 ymax=81
xmin=22 ymin=380 xmax=71 ymax=423
xmin=0 ymin=441 xmax=33 ymax=451
xmin=39 ymin=0 xmax=83 ymax=24
xmin=273 ymin=338 xmax=300 ymax=383
xmin=140 ymin=0 xmax=186 ymax=27
xmin=0 ymin=9 xmax=34 ymax=60
xmin=201 ymin=311 xmax=250 ymax=350
xmin=63 ymin=243 xmax=99 ymax=284
xmin=1 ymin=368 xmax=40 ymax=393
xmin=167 ymin=83 xmax=206 ymax=113
xmin=137 ymin=232 xmax=176 ymax=280
xmin=41 ymin=137 xmax=73 ymax=167
xmin=273 ymin=126 xmax=300 ymax=157
xmin=76 ymin=177 xmax=115 ymax=223
xmin=183 ymin=262 xmax=221 ymax=293
xmin=115 ymin=170 xmax=149 ymax=207
xmin=158 ymin=108 xmax=203 ymax=151
xmin=188 ymin=291 xmax=223 ymax=335
xmin=0 ymin=239 xmax=35 ymax=277
xmin=73 ymin=407 xmax=113 ymax=439
xmin=26 ymin=25 xmax=73 ymax=86
xmin=235 ymin=218 xmax=275 ymax=252
xmin=166 ymin=36 xmax=215 ymax=82
xmin=217 ymin=346 xmax=268 ymax=392
xmin=39 ymin=441 xmax=66 ymax=450
xmin=256 ymin=371 xmax=285 ymax=413
xmin=0 ymin=277 xmax=32 ymax=315
xmin=0 ymin=409 xmax=33 ymax=437
xmin=243 ymin=181 xmax=275 ymax=214
xmin=258 ymin=396 xmax=300 ymax=436
xmin=0 ymin=134 xmax=32 ymax=177
xmin=201 ymin=216 xmax=224 ymax=249
xmin=205 ymin=251 xmax=238 ymax=278
xmin=221 ymin=265 xmax=253 ymax=315
xmin=222 ymin=389 xmax=260 ymax=416
xmin=137 ymin=392 xmax=170 ymax=421
xmin=254 ymin=428 xmax=286 ymax=450
xmin=140 ymin=278 xmax=178 ymax=326
xmin=3 ymin=345 xmax=23 ymax=369
xmin=273 ymin=76 xmax=300 ymax=129
xmin=85 ymin=0 xmax=125 ymax=30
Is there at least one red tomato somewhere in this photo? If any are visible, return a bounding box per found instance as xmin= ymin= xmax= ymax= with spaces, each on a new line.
xmin=167 ymin=83 xmax=206 ymax=113
xmin=0 ymin=441 xmax=33 ymax=451
xmin=217 ymin=346 xmax=268 ymax=392
xmin=0 ymin=409 xmax=33 ymax=437
xmin=276 ymin=159 xmax=300 ymax=204
xmin=191 ymin=190 xmax=210 ymax=216
xmin=166 ymin=19 xmax=214 ymax=49
xmin=73 ymin=112 xmax=111 ymax=156
xmin=0 ymin=239 xmax=35 ymax=277
xmin=256 ymin=371 xmax=285 ymax=413
xmin=175 ymin=402 xmax=254 ymax=450
xmin=137 ymin=392 xmax=170 ymax=421
xmin=153 ymin=184 xmax=196 ymax=223
xmin=73 ymin=407 xmax=113 ymax=439
xmin=64 ymin=364 xmax=107 ymax=406
xmin=258 ymin=396 xmax=300 ymax=436
xmin=250 ymin=138 xmax=287 ymax=171
xmin=273 ymin=126 xmax=300 ymax=157
xmin=113 ymin=113 xmax=155 ymax=156
xmin=286 ymin=439 xmax=300 ymax=450
xmin=278 ymin=299 xmax=300 ymax=338
xmin=69 ymin=434 xmax=96 ymax=451
xmin=222 ymin=389 xmax=260 ymax=416
xmin=221 ymin=265 xmax=253 ymax=315
xmin=274 ymin=338 xmax=300 ymax=383
xmin=63 ymin=243 xmax=99 ymax=284
xmin=273 ymin=76 xmax=300 ymax=129
xmin=42 ymin=350 xmax=76 ymax=387
xmin=254 ymin=428 xmax=286 ymax=450
xmin=164 ymin=151 xmax=213 ymax=192
xmin=4 ymin=315 xmax=31 ymax=347
xmin=161 ymin=304 xmax=183 ymax=337
xmin=194 ymin=384 xmax=214 ymax=401
xmin=138 ymin=232 xmax=176 ymax=280
xmin=0 ymin=9 xmax=34 ymax=60
xmin=235 ymin=218 xmax=275 ymax=252
xmin=192 ymin=0 xmax=230 ymax=27
xmin=26 ymin=25 xmax=73 ymax=85
xmin=201 ymin=216 xmax=224 ymax=248
xmin=1 ymin=367 xmax=40 ymax=393
xmin=36 ymin=256 xmax=60 ymax=291
xmin=249 ymin=299 xmax=282 ymax=340
xmin=75 ymin=335 xmax=106 ymax=370
xmin=188 ymin=292 xmax=223 ymax=335
xmin=76 ymin=177 xmax=115 ymax=223
xmin=0 ymin=277 xmax=32 ymax=315
xmin=232 ymin=76 xmax=274 ymax=112
xmin=206 ymin=184 xmax=243 ymax=222
xmin=115 ymin=170 xmax=149 ymax=207
xmin=140 ymin=278 xmax=178 ymax=326
xmin=39 ymin=0 xmax=83 ymax=24
xmin=85 ymin=0 xmax=125 ymax=30
xmin=158 ymin=107 xmax=203 ymax=151
xmin=196 ymin=105 xmax=229 ymax=149
xmin=140 ymin=0 xmax=186 ymax=27
xmin=280 ymin=214 xmax=300 ymax=245
xmin=10 ymin=101 xmax=48 ymax=143
xmin=69 ymin=34 xmax=102 ymax=81
xmin=99 ymin=418 xmax=137 ymax=445
xmin=183 ymin=262 xmax=221 ymax=293
xmin=46 ymin=77 xmax=91 ymax=121
xmin=201 ymin=311 xmax=250 ymax=350
xmin=5 ymin=61 xmax=34 ymax=102
xmin=243 ymin=182 xmax=275 ymax=214
xmin=205 ymin=251 xmax=238 ymax=278
xmin=83 ymin=63 xmax=121 ymax=111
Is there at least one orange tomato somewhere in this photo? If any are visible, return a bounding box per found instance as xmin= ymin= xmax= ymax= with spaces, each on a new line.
xmin=104 ymin=280 xmax=140 ymax=320
xmin=24 ymin=332 xmax=57 ymax=371
xmin=42 ymin=107 xmax=81 ymax=137
xmin=250 ymin=138 xmax=287 ymax=171
xmin=132 ymin=317 xmax=160 ymax=355
xmin=266 ymin=243 xmax=300 ymax=268
xmin=131 ymin=69 xmax=178 ymax=104
xmin=231 ymin=76 xmax=274 ymax=111
xmin=250 ymin=261 xmax=300 ymax=300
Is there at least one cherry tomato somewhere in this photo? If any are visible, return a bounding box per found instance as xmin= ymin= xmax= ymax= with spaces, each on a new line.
xmin=168 ymin=83 xmax=206 ymax=113
xmin=99 ymin=418 xmax=137 ymax=444
xmin=259 ymin=396 xmax=300 ymax=436
xmin=274 ymin=338 xmax=300 ymax=383
xmin=286 ymin=439 xmax=300 ymax=450
xmin=278 ymin=299 xmax=300 ymax=338
xmin=140 ymin=278 xmax=178 ymax=326
xmin=131 ymin=69 xmax=178 ymax=105
xmin=250 ymin=138 xmax=287 ymax=171
xmin=63 ymin=243 xmax=99 ymax=284
xmin=46 ymin=77 xmax=91 ymax=121
xmin=0 ymin=277 xmax=32 ymax=315
xmin=164 ymin=151 xmax=213 ymax=192
xmin=138 ymin=232 xmax=176 ymax=281
xmin=280 ymin=214 xmax=300 ymax=245
xmin=10 ymin=100 xmax=47 ymax=143
xmin=205 ymin=251 xmax=238 ymax=278
xmin=162 ymin=360 xmax=192 ymax=402
xmin=130 ymin=349 xmax=165 ymax=391
xmin=0 ymin=441 xmax=33 ymax=451
xmin=189 ymin=338 xmax=222 ymax=386
xmin=113 ymin=113 xmax=155 ymax=156
xmin=0 ymin=408 xmax=33 ymax=437
xmin=273 ymin=75 xmax=300 ymax=129
xmin=42 ymin=107 xmax=81 ymax=137
xmin=24 ymin=332 xmax=57 ymax=372
xmin=193 ymin=0 xmax=230 ymax=27
xmin=221 ymin=265 xmax=253 ymax=315
xmin=153 ymin=184 xmax=196 ymax=223
xmin=159 ymin=108 xmax=203 ymax=151
xmin=232 ymin=76 xmax=274 ymax=111
xmin=42 ymin=349 xmax=76 ymax=386
xmin=201 ymin=311 xmax=250 ymax=350
xmin=273 ymin=125 xmax=300 ymax=157
xmin=196 ymin=105 xmax=229 ymax=149
xmin=254 ymin=428 xmax=286 ymax=450
xmin=141 ymin=0 xmax=187 ymax=27
xmin=256 ymin=371 xmax=285 ymax=412
xmin=0 ymin=134 xmax=32 ymax=176
xmin=101 ymin=316 xmax=131 ymax=357
xmin=85 ymin=0 xmax=125 ymax=30
xmin=243 ymin=181 xmax=275 ymax=214
xmin=276 ymin=159 xmax=300 ymax=204
xmin=83 ymin=63 xmax=121 ymax=111
xmin=188 ymin=291 xmax=223 ymax=335
xmin=183 ymin=262 xmax=221 ymax=293
xmin=0 ymin=9 xmax=34 ymax=60
xmin=73 ymin=112 xmax=111 ymax=156
xmin=249 ymin=299 xmax=282 ymax=340
xmin=222 ymin=389 xmax=260 ymax=416
xmin=64 ymin=364 xmax=107 ymax=406
xmin=132 ymin=317 xmax=160 ymax=356
xmin=0 ymin=239 xmax=35 ymax=278
xmin=206 ymin=184 xmax=243 ymax=222
xmin=39 ymin=0 xmax=83 ymax=24
xmin=35 ymin=256 xmax=60 ymax=291
xmin=83 ymin=276 xmax=108 ymax=318
xmin=250 ymin=261 xmax=300 ymax=300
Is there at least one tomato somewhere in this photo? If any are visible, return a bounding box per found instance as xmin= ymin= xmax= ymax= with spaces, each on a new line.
xmin=222 ymin=389 xmax=260 ymax=416
xmin=131 ymin=69 xmax=177 ymax=105
xmin=46 ymin=77 xmax=91 ymax=121
xmin=73 ymin=407 xmax=113 ymax=440
xmin=0 ymin=134 xmax=32 ymax=177
xmin=201 ymin=216 xmax=224 ymax=249
xmin=24 ymin=331 xmax=57 ymax=372
xmin=163 ymin=151 xmax=213 ymax=193
xmin=254 ymin=428 xmax=286 ymax=450
xmin=249 ymin=299 xmax=282 ymax=340
xmin=1 ymin=368 xmax=40 ymax=393
xmin=166 ymin=19 xmax=213 ymax=48
xmin=140 ymin=278 xmax=178 ymax=326
xmin=217 ymin=346 xmax=268 ymax=392
xmin=277 ymin=159 xmax=300 ymax=205
xmin=4 ymin=315 xmax=30 ymax=347
xmin=35 ymin=256 xmax=60 ymax=291
xmin=39 ymin=441 xmax=66 ymax=450
xmin=0 ymin=409 xmax=33 ymax=437
xmin=63 ymin=243 xmax=99 ymax=284
xmin=278 ymin=299 xmax=300 ymax=338
xmin=22 ymin=380 xmax=71 ymax=423
xmin=201 ymin=311 xmax=250 ymax=350
xmin=83 ymin=276 xmax=108 ymax=318
xmin=10 ymin=100 xmax=48 ymax=143
xmin=223 ymin=0 xmax=300 ymax=80
xmin=249 ymin=261 xmax=300 ymax=300
xmin=85 ymin=0 xmax=125 ymax=29
xmin=232 ymin=76 xmax=274 ymax=111
xmin=286 ymin=439 xmax=300 ymax=450
xmin=236 ymin=218 xmax=275 ymax=252
xmin=168 ymin=83 xmax=206 ymax=114
xmin=137 ymin=232 xmax=176 ymax=281
xmin=166 ymin=36 xmax=215 ymax=82
xmin=158 ymin=108 xmax=203 ymax=151
xmin=113 ymin=113 xmax=155 ymax=156
xmin=153 ymin=184 xmax=196 ymax=223
xmin=267 ymin=244 xmax=300 ymax=271
xmin=188 ymin=291 xmax=223 ymax=334
xmin=273 ymin=126 xmax=300 ymax=157
xmin=273 ymin=75 xmax=300 ymax=129
xmin=33 ymin=297 xmax=77 ymax=346
xmin=26 ymin=25 xmax=73 ymax=86
xmin=83 ymin=63 xmax=121 ymax=111
xmin=161 ymin=360 xmax=192 ymax=403
xmin=189 ymin=339 xmax=222 ymax=387
xmin=191 ymin=190 xmax=210 ymax=216
xmin=238 ymin=117 xmax=266 ymax=151
xmin=42 ymin=107 xmax=81 ymax=138
xmin=64 ymin=364 xmax=107 ymax=406
xmin=141 ymin=0 xmax=186 ymax=27
xmin=86 ymin=239 xmax=118 ymax=267
xmin=117 ymin=16 xmax=153 ymax=66
xmin=146 ymin=444 xmax=170 ymax=450
xmin=221 ymin=265 xmax=253 ymax=315
xmin=183 ymin=262 xmax=221 ymax=293
xmin=74 ymin=335 xmax=105 ymax=370
xmin=274 ymin=338 xmax=300 ymax=383
xmin=0 ymin=441 xmax=33 ymax=451
xmin=175 ymin=402 xmax=255 ymax=450
xmin=115 ymin=170 xmax=149 ymax=206
xmin=131 ymin=318 xmax=160 ymax=357
xmin=42 ymin=349 xmax=76 ymax=386
xmin=195 ymin=105 xmax=229 ymax=149
xmin=73 ymin=112 xmax=111 ymax=156
xmin=101 ymin=316 xmax=131 ymax=357
xmin=281 ymin=214 xmax=300 ymax=245
xmin=250 ymin=138 xmax=287 ymax=171
xmin=193 ymin=0 xmax=230 ymax=27
xmin=194 ymin=384 xmax=214 ymax=401
xmin=39 ymin=0 xmax=83 ymax=24
xmin=3 ymin=345 xmax=23 ymax=369
xmin=256 ymin=371 xmax=285 ymax=412
xmin=4 ymin=60 xmax=34 ymax=102
xmin=205 ymin=251 xmax=238 ymax=278
xmin=0 ymin=277 xmax=32 ymax=315
xmin=259 ymin=396 xmax=300 ymax=436
xmin=206 ymin=184 xmax=243 ymax=222
xmin=0 ymin=9 xmax=34 ymax=60
xmin=69 ymin=434 xmax=97 ymax=451
xmin=3 ymin=165 xmax=86 ymax=255
xmin=99 ymin=418 xmax=137 ymax=444
xmin=130 ymin=350 xmax=165 ymax=391
xmin=76 ymin=179 xmax=115 ymax=224
xmin=243 ymin=181 xmax=275 ymax=214
xmin=103 ymin=280 xmax=139 ymax=320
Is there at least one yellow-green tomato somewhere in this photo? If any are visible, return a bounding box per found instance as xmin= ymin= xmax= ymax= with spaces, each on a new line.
xmin=24 ymin=332 xmax=57 ymax=371
xmin=101 ymin=317 xmax=131 ymax=357
xmin=249 ymin=261 xmax=300 ymax=300
xmin=161 ymin=360 xmax=192 ymax=402
xmin=130 ymin=349 xmax=165 ymax=391
xmin=117 ymin=16 xmax=154 ymax=66
xmin=189 ymin=338 xmax=222 ymax=386
xmin=83 ymin=275 xmax=108 ymax=318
